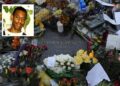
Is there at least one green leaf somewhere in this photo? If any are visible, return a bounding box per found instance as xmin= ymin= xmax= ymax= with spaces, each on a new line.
xmin=9 ymin=6 xmax=16 ymax=14
xmin=24 ymin=12 xmax=30 ymax=30
xmin=3 ymin=6 xmax=9 ymax=13
xmin=28 ymin=10 xmax=33 ymax=15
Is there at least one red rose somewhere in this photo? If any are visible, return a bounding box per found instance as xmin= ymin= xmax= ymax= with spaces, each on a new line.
xmin=19 ymin=68 xmax=22 ymax=73
xmin=71 ymin=78 xmax=78 ymax=82
xmin=62 ymin=78 xmax=67 ymax=83
xmin=9 ymin=67 xmax=17 ymax=73
xmin=25 ymin=67 xmax=33 ymax=75
xmin=114 ymin=80 xmax=120 ymax=86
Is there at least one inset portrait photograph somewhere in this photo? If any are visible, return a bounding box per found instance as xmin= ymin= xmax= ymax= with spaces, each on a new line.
xmin=2 ymin=4 xmax=34 ymax=36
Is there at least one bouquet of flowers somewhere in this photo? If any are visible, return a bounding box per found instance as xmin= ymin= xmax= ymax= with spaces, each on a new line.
xmin=43 ymin=54 xmax=82 ymax=86
xmin=16 ymin=44 xmax=47 ymax=75
xmin=74 ymin=49 xmax=98 ymax=65
xmin=74 ymin=49 xmax=98 ymax=76
xmin=0 ymin=53 xmax=16 ymax=77
xmin=0 ymin=44 xmax=47 ymax=85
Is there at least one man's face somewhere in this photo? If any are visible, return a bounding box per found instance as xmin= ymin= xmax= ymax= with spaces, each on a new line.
xmin=11 ymin=10 xmax=26 ymax=32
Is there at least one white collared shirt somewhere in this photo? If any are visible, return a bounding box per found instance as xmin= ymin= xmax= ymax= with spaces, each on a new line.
xmin=3 ymin=28 xmax=26 ymax=36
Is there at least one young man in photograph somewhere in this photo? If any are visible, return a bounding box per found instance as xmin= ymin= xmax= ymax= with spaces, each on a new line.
xmin=4 ymin=7 xmax=27 ymax=36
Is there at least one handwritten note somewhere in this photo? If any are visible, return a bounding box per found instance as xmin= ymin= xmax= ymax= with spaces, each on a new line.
xmin=96 ymin=0 xmax=114 ymax=6
xmin=103 ymin=13 xmax=117 ymax=25
xmin=86 ymin=63 xmax=110 ymax=86
xmin=114 ymin=12 xmax=120 ymax=24
xmin=46 ymin=56 xmax=56 ymax=68
xmin=106 ymin=34 xmax=120 ymax=50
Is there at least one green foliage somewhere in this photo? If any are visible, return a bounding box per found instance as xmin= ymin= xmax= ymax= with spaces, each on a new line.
xmin=28 ymin=10 xmax=33 ymax=15
xmin=100 ymin=54 xmax=120 ymax=81
xmin=45 ymin=69 xmax=75 ymax=81
xmin=45 ymin=69 xmax=60 ymax=81
xmin=24 ymin=12 xmax=30 ymax=30
xmin=3 ymin=6 xmax=9 ymax=13
xmin=9 ymin=6 xmax=16 ymax=14
xmin=59 ymin=70 xmax=74 ymax=78
xmin=3 ymin=6 xmax=16 ymax=14
xmin=97 ymin=80 xmax=113 ymax=86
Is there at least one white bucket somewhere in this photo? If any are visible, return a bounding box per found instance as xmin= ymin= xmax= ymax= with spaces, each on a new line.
xmin=57 ymin=21 xmax=64 ymax=33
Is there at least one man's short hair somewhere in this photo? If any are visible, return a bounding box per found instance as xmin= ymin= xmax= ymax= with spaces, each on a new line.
xmin=12 ymin=7 xmax=27 ymax=19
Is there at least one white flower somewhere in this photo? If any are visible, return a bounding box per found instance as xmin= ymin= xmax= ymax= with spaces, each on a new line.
xmin=2 ymin=65 xmax=6 ymax=68
xmin=7 ymin=65 xmax=10 ymax=68
xmin=0 ymin=66 xmax=2 ymax=70
xmin=20 ymin=61 xmax=25 ymax=66
xmin=71 ymin=64 xmax=75 ymax=67
xmin=2 ymin=55 xmax=6 ymax=58
xmin=63 ymin=66 xmax=66 ymax=69
xmin=68 ymin=67 xmax=71 ymax=70
xmin=9 ymin=56 xmax=14 ymax=59
xmin=2 ymin=61 xmax=6 ymax=64
xmin=55 ymin=67 xmax=63 ymax=73
xmin=11 ymin=58 xmax=15 ymax=61
xmin=67 ymin=62 xmax=70 ymax=66
xmin=55 ymin=62 xmax=59 ymax=66
xmin=36 ymin=0 xmax=46 ymax=5
xmin=7 ymin=60 xmax=11 ymax=63
xmin=23 ymin=50 xmax=28 ymax=55
xmin=36 ymin=65 xmax=43 ymax=71
xmin=44 ymin=54 xmax=74 ymax=72
xmin=7 ymin=55 xmax=13 ymax=59
xmin=75 ymin=65 xmax=80 ymax=70
xmin=19 ymin=52 xmax=23 ymax=56
xmin=43 ymin=58 xmax=48 ymax=65
xmin=60 ymin=62 xmax=64 ymax=66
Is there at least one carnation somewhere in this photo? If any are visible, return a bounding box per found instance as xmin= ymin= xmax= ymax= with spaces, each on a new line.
xmin=63 ymin=66 xmax=66 ymax=69
xmin=23 ymin=50 xmax=28 ymax=55
xmin=19 ymin=52 xmax=23 ymax=57
xmin=60 ymin=62 xmax=64 ymax=66
xmin=68 ymin=67 xmax=71 ymax=70
xmin=71 ymin=64 xmax=75 ymax=67
xmin=67 ymin=62 xmax=70 ymax=66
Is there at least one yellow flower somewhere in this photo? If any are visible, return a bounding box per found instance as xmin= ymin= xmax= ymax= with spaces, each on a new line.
xmin=92 ymin=58 xmax=98 ymax=64
xmin=76 ymin=49 xmax=84 ymax=56
xmin=82 ymin=51 xmax=88 ymax=59
xmin=89 ymin=50 xmax=94 ymax=58
xmin=84 ymin=57 xmax=91 ymax=63
xmin=74 ymin=56 xmax=83 ymax=65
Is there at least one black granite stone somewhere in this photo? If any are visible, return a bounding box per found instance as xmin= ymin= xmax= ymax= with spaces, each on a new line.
xmin=38 ymin=27 xmax=87 ymax=64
